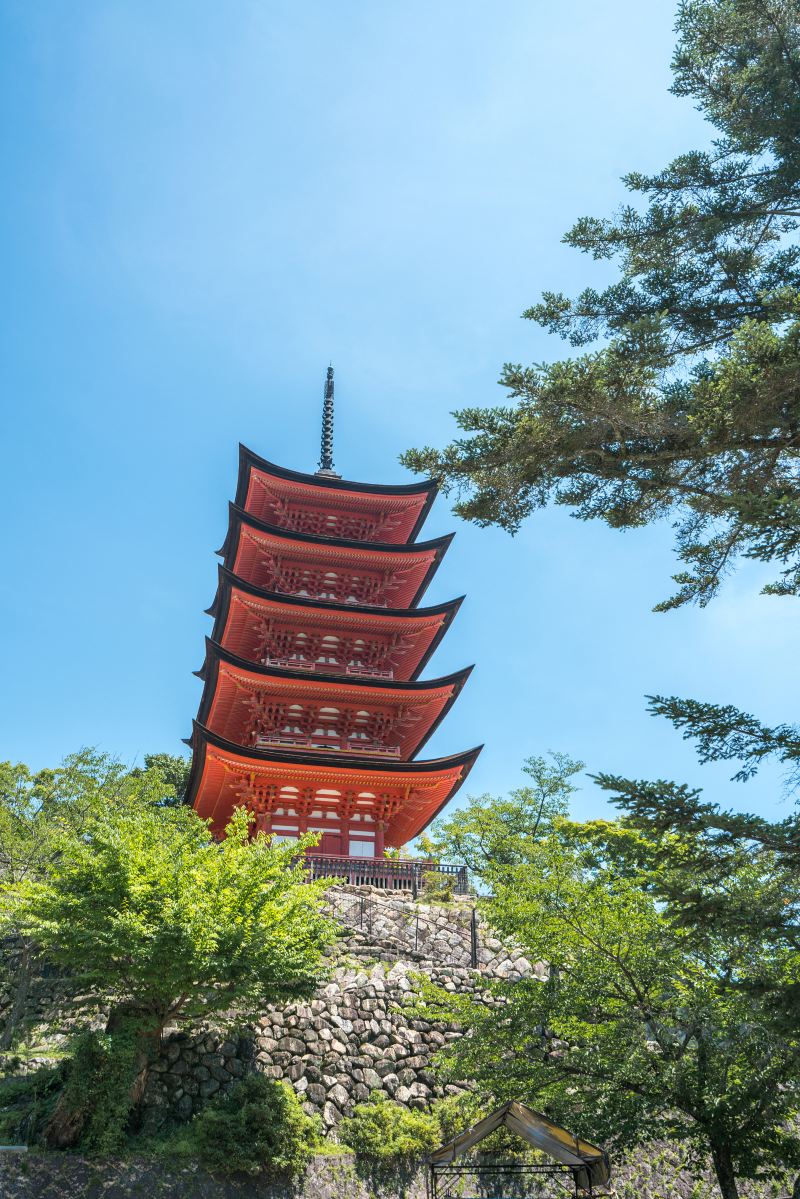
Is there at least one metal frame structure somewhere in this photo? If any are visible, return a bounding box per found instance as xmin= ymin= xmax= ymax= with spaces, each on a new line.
xmin=429 ymin=1159 xmax=594 ymax=1199
xmin=304 ymin=853 xmax=469 ymax=896
xmin=427 ymin=1102 xmax=610 ymax=1199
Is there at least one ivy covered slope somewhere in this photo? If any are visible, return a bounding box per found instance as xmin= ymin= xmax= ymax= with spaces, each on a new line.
xmin=402 ymin=0 xmax=800 ymax=611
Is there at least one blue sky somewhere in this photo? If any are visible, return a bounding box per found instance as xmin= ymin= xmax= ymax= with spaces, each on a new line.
xmin=2 ymin=1 xmax=797 ymax=824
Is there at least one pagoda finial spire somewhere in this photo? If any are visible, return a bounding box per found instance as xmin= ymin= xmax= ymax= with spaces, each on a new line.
xmin=316 ymin=365 xmax=340 ymax=478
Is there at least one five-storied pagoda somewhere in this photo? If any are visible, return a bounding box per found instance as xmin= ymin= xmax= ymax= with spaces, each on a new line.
xmin=185 ymin=370 xmax=481 ymax=886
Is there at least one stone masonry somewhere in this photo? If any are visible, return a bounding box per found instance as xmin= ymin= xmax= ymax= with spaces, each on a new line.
xmin=143 ymin=885 xmax=542 ymax=1130
xmin=0 ymin=885 xmax=542 ymax=1132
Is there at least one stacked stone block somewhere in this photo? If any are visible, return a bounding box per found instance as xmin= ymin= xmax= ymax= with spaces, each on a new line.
xmin=1 ymin=885 xmax=542 ymax=1131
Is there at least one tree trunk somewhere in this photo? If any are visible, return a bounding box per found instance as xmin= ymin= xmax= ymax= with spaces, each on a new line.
xmin=45 ymin=1005 xmax=163 ymax=1149
xmin=44 ymin=1091 xmax=87 ymax=1150
xmin=105 ymin=1003 xmax=158 ymax=1111
xmin=710 ymin=1140 xmax=740 ymax=1199
xmin=0 ymin=939 xmax=33 ymax=1051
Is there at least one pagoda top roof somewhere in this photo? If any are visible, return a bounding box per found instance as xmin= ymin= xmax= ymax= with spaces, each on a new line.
xmin=186 ymin=721 xmax=482 ymax=844
xmin=235 ymin=445 xmax=438 ymax=544
xmin=236 ymin=443 xmax=438 ymax=500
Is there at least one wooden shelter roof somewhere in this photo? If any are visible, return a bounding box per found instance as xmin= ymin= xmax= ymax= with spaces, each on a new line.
xmin=429 ymin=1101 xmax=610 ymax=1192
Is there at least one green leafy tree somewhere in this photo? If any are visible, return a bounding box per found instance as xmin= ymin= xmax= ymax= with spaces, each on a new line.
xmin=590 ymin=768 xmax=800 ymax=1042
xmin=403 ymin=0 xmax=800 ymax=610
xmin=421 ymin=791 xmax=800 ymax=1199
xmin=420 ymin=752 xmax=582 ymax=877
xmin=0 ymin=750 xmax=137 ymax=1050
xmin=3 ymin=778 xmax=336 ymax=1150
xmin=129 ymin=752 xmax=192 ymax=806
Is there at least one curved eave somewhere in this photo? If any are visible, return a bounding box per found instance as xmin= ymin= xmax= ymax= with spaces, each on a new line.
xmin=206 ymin=564 xmax=464 ymax=623
xmin=207 ymin=568 xmax=464 ymax=681
xmin=185 ymin=720 xmax=482 ymax=815
xmin=217 ymin=501 xmax=453 ymax=560
xmin=194 ymin=639 xmax=473 ymax=759
xmin=217 ymin=504 xmax=453 ymax=608
xmin=197 ymin=637 xmax=472 ymax=694
xmin=235 ymin=443 xmax=437 ymax=501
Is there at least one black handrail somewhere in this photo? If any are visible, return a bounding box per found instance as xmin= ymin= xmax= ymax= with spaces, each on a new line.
xmin=303 ymin=853 xmax=469 ymax=895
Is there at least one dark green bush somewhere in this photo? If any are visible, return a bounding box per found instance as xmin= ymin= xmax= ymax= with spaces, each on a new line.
xmin=59 ymin=1026 xmax=141 ymax=1155
xmin=0 ymin=1025 xmax=143 ymax=1155
xmin=430 ymin=1092 xmax=484 ymax=1144
xmin=0 ymin=1065 xmax=62 ymax=1145
xmin=339 ymin=1093 xmax=440 ymax=1166
xmin=420 ymin=870 xmax=457 ymax=903
xmin=191 ymin=1074 xmax=321 ymax=1177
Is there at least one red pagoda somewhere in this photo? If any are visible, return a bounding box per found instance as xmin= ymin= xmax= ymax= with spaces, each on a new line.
xmin=185 ymin=369 xmax=481 ymax=886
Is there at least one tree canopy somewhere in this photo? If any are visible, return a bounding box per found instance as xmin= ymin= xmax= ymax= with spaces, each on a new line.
xmin=422 ymin=767 xmax=800 ymax=1199
xmin=129 ymin=752 xmax=192 ymax=805
xmin=402 ymin=0 xmax=800 ymax=609
xmin=0 ymin=750 xmax=336 ymax=1149
xmin=8 ymin=801 xmax=335 ymax=1036
xmin=419 ymin=752 xmax=582 ymax=876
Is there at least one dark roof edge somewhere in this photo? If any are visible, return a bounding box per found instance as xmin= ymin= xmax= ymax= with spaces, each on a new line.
xmin=201 ymin=636 xmax=474 ymax=695
xmin=218 ymin=501 xmax=454 ymax=559
xmin=208 ymin=564 xmax=465 ymax=622
xmin=235 ymin=443 xmax=438 ymax=504
xmin=189 ymin=720 xmax=482 ymax=776
xmin=411 ymin=741 xmax=482 ymax=838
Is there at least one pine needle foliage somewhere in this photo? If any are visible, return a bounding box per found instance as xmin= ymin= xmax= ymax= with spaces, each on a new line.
xmin=402 ymin=0 xmax=800 ymax=610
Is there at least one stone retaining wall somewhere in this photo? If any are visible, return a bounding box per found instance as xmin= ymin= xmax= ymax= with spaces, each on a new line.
xmin=0 ymin=1152 xmax=421 ymax=1199
xmin=145 ymin=960 xmax=476 ymax=1128
xmin=143 ymin=886 xmax=543 ymax=1130
xmin=0 ymin=1148 xmax=789 ymax=1199
xmin=1 ymin=885 xmax=542 ymax=1130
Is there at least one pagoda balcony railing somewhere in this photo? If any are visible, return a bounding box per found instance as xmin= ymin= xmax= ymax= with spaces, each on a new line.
xmin=261 ymin=656 xmax=394 ymax=681
xmin=344 ymin=663 xmax=394 ymax=680
xmin=262 ymin=655 xmax=316 ymax=672
xmin=277 ymin=588 xmax=390 ymax=609
xmin=253 ymin=732 xmax=401 ymax=758
xmin=303 ymin=853 xmax=469 ymax=896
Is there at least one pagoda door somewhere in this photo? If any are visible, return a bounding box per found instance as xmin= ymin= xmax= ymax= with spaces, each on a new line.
xmin=319 ymin=831 xmax=342 ymax=856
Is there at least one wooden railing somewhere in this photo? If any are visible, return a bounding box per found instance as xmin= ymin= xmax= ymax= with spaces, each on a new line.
xmin=253 ymin=733 xmax=401 ymax=757
xmin=260 ymin=655 xmax=395 ymax=680
xmin=303 ymin=854 xmax=469 ymax=895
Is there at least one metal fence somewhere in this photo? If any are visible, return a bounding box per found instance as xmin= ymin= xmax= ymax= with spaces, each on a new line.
xmin=326 ymin=886 xmax=480 ymax=968
xmin=304 ymin=853 xmax=469 ymax=896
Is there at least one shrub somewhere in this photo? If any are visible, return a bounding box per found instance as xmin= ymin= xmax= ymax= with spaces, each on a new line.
xmin=55 ymin=1026 xmax=142 ymax=1155
xmin=420 ymin=870 xmax=457 ymax=903
xmin=430 ymin=1092 xmax=484 ymax=1144
xmin=0 ymin=1065 xmax=62 ymax=1145
xmin=191 ymin=1074 xmax=321 ymax=1177
xmin=339 ymin=1093 xmax=440 ymax=1167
